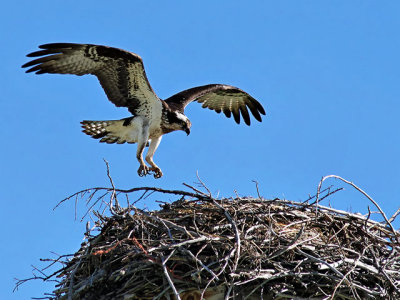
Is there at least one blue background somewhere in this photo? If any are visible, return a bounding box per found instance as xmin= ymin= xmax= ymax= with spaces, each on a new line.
xmin=1 ymin=1 xmax=400 ymax=299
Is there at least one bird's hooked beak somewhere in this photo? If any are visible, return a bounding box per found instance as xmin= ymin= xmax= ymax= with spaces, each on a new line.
xmin=185 ymin=127 xmax=191 ymax=136
xmin=182 ymin=119 xmax=191 ymax=136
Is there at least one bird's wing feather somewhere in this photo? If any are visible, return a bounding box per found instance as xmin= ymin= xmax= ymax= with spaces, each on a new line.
xmin=164 ymin=84 xmax=265 ymax=125
xmin=22 ymin=43 xmax=160 ymax=111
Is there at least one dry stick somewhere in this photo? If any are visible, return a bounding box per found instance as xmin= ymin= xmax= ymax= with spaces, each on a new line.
xmin=80 ymin=192 xmax=109 ymax=221
xmin=296 ymin=249 xmax=347 ymax=280
xmin=135 ymin=208 xmax=198 ymax=238
xmin=389 ymin=206 xmax=400 ymax=224
xmin=224 ymin=284 xmax=234 ymax=300
xmin=381 ymin=268 xmax=400 ymax=295
xmin=161 ymin=255 xmax=181 ymax=300
xmin=373 ymin=248 xmax=400 ymax=295
xmin=308 ymin=187 xmax=344 ymax=205
xmin=148 ymin=236 xmax=221 ymax=253
xmin=330 ymin=247 xmax=369 ymax=300
xmin=40 ymin=253 xmax=72 ymax=271
xmin=303 ymin=185 xmax=333 ymax=204
xmin=14 ymin=274 xmax=59 ymax=293
xmin=209 ymin=199 xmax=241 ymax=300
xmin=252 ymin=180 xmax=262 ymax=199
xmin=133 ymin=189 xmax=149 ymax=205
xmin=14 ymin=254 xmax=70 ymax=291
xmin=182 ymin=248 xmax=219 ymax=279
xmin=235 ymin=196 xmax=380 ymax=228
xmin=200 ymin=249 xmax=234 ymax=300
xmin=103 ymin=159 xmax=120 ymax=213
xmin=67 ymin=246 xmax=90 ymax=300
xmin=55 ymin=186 xmax=204 ymax=210
xmin=211 ymin=199 xmax=241 ymax=272
xmin=196 ymin=171 xmax=212 ymax=196
xmin=183 ymin=183 xmax=208 ymax=197
xmin=316 ymin=175 xmax=399 ymax=242
xmin=297 ymin=202 xmax=392 ymax=232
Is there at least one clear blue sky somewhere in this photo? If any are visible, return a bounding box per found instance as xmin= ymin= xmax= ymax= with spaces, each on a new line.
xmin=2 ymin=1 xmax=400 ymax=299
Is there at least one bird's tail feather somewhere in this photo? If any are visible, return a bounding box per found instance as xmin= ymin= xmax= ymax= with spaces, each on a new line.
xmin=81 ymin=118 xmax=137 ymax=144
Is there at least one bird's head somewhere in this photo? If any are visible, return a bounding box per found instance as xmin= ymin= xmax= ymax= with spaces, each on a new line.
xmin=175 ymin=112 xmax=191 ymax=135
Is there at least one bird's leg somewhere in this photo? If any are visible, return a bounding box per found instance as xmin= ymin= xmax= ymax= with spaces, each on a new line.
xmin=136 ymin=119 xmax=150 ymax=177
xmin=137 ymin=145 xmax=149 ymax=177
xmin=145 ymin=136 xmax=163 ymax=179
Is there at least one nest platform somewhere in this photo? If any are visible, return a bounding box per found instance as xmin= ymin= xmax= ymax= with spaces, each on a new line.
xmin=47 ymin=187 xmax=400 ymax=300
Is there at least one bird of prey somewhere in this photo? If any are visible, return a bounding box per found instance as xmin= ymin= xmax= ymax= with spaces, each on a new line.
xmin=22 ymin=43 xmax=266 ymax=178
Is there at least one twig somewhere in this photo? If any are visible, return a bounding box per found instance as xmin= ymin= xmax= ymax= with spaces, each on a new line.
xmin=67 ymin=246 xmax=90 ymax=300
xmin=183 ymin=182 xmax=208 ymax=197
xmin=210 ymin=199 xmax=241 ymax=272
xmin=252 ymin=180 xmax=262 ymax=199
xmin=55 ymin=186 xmax=205 ymax=210
xmin=196 ymin=171 xmax=212 ymax=197
xmin=389 ymin=206 xmax=400 ymax=224
xmin=296 ymin=249 xmax=346 ymax=280
xmin=316 ymin=175 xmax=399 ymax=242
xmin=103 ymin=159 xmax=120 ymax=213
xmin=162 ymin=255 xmax=181 ymax=300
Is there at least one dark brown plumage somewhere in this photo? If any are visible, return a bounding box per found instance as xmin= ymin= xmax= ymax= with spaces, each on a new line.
xmin=22 ymin=43 xmax=156 ymax=114
xmin=165 ymin=84 xmax=265 ymax=125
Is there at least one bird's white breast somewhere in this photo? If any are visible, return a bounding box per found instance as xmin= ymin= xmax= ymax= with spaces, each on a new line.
xmin=135 ymin=96 xmax=163 ymax=138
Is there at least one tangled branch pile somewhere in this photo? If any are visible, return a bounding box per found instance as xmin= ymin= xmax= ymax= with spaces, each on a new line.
xmin=46 ymin=184 xmax=400 ymax=300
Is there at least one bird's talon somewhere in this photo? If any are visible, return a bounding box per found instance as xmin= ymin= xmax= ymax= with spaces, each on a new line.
xmin=150 ymin=167 xmax=163 ymax=179
xmin=137 ymin=165 xmax=149 ymax=177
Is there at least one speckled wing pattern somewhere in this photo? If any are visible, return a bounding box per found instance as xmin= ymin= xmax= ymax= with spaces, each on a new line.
xmin=22 ymin=43 xmax=160 ymax=114
xmin=164 ymin=84 xmax=265 ymax=125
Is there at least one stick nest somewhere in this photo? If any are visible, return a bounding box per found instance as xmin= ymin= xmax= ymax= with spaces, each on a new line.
xmin=49 ymin=188 xmax=400 ymax=300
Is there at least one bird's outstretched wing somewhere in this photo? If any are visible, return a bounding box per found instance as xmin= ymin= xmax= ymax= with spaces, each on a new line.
xmin=22 ymin=43 xmax=159 ymax=113
xmin=164 ymin=84 xmax=265 ymax=125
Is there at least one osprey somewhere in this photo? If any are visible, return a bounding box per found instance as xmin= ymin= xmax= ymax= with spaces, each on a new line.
xmin=22 ymin=43 xmax=266 ymax=178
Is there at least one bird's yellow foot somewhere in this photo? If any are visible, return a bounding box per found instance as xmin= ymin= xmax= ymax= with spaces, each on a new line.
xmin=150 ymin=167 xmax=163 ymax=179
xmin=137 ymin=164 xmax=149 ymax=177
